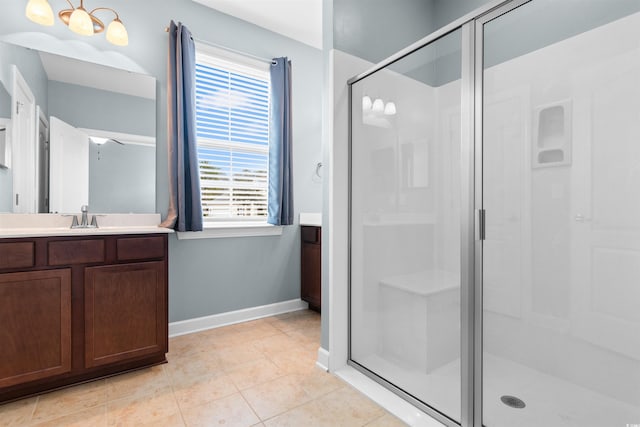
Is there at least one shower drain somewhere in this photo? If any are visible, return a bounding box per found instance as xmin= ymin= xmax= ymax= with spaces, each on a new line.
xmin=500 ymin=395 xmax=526 ymax=409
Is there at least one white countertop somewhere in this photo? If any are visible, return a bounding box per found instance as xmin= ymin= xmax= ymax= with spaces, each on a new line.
xmin=299 ymin=212 xmax=321 ymax=227
xmin=0 ymin=213 xmax=173 ymax=238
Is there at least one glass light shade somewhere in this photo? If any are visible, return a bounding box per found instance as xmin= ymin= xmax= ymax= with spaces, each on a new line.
xmin=106 ymin=18 xmax=128 ymax=46
xmin=362 ymin=95 xmax=372 ymax=111
xmin=25 ymin=0 xmax=54 ymax=26
xmin=372 ymin=98 xmax=384 ymax=113
xmin=384 ymin=102 xmax=397 ymax=115
xmin=68 ymin=7 xmax=94 ymax=36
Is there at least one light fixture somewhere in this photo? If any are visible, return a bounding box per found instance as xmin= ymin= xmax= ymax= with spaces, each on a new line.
xmin=362 ymin=95 xmax=372 ymax=111
xmin=68 ymin=4 xmax=94 ymax=35
xmin=25 ymin=0 xmax=54 ymax=26
xmin=372 ymin=98 xmax=385 ymax=113
xmin=26 ymin=0 xmax=129 ymax=46
xmin=106 ymin=18 xmax=128 ymax=46
xmin=384 ymin=101 xmax=397 ymax=116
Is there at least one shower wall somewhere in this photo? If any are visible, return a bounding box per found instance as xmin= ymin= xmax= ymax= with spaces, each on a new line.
xmin=483 ymin=10 xmax=640 ymax=406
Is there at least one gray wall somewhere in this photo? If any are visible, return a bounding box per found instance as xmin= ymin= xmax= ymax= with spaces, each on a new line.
xmin=0 ymin=42 xmax=48 ymax=115
xmin=0 ymin=82 xmax=10 ymax=118
xmin=333 ymin=0 xmax=437 ymax=64
xmin=48 ymin=81 xmax=155 ymax=137
xmin=89 ymin=142 xmax=155 ymax=214
xmin=432 ymin=0 xmax=492 ymax=29
xmin=0 ymin=1 xmax=323 ymax=322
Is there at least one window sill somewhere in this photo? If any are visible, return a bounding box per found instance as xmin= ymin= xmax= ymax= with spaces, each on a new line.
xmin=176 ymin=222 xmax=283 ymax=240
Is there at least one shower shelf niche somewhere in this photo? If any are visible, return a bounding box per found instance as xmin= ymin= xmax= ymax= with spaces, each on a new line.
xmin=533 ymin=100 xmax=572 ymax=168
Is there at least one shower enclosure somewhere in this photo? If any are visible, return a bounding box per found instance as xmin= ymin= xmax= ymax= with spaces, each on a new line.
xmin=348 ymin=1 xmax=640 ymax=426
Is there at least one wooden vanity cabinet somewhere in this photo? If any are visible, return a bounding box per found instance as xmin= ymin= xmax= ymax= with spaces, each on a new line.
xmin=0 ymin=233 xmax=168 ymax=403
xmin=85 ymin=261 xmax=166 ymax=368
xmin=301 ymin=226 xmax=321 ymax=311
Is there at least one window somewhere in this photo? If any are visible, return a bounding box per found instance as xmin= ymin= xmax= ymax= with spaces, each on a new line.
xmin=195 ymin=47 xmax=270 ymax=223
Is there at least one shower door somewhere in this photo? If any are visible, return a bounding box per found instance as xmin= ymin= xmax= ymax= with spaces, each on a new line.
xmin=349 ymin=29 xmax=464 ymax=425
xmin=480 ymin=1 xmax=640 ymax=426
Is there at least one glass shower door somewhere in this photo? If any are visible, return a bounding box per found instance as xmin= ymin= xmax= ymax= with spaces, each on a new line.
xmin=349 ymin=29 xmax=463 ymax=424
xmin=481 ymin=1 xmax=640 ymax=426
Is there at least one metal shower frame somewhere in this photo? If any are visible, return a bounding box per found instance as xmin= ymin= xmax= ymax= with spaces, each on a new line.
xmin=346 ymin=0 xmax=532 ymax=426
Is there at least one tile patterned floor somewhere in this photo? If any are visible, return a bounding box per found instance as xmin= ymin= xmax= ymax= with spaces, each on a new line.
xmin=0 ymin=310 xmax=407 ymax=427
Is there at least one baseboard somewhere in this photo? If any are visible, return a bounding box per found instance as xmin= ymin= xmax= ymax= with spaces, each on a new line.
xmin=169 ymin=299 xmax=309 ymax=337
xmin=316 ymin=347 xmax=330 ymax=371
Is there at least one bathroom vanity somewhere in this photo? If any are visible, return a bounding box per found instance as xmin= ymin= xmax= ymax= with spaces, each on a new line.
xmin=0 ymin=215 xmax=171 ymax=403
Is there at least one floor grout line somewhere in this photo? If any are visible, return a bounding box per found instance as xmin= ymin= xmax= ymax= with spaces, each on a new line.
xmin=238 ymin=390 xmax=263 ymax=425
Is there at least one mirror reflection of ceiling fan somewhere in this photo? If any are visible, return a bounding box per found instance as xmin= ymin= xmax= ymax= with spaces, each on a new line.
xmin=89 ymin=136 xmax=124 ymax=145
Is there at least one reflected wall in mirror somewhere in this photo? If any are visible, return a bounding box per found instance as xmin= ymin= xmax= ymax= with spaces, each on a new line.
xmin=0 ymin=41 xmax=156 ymax=214
xmin=0 ymin=74 xmax=11 ymax=212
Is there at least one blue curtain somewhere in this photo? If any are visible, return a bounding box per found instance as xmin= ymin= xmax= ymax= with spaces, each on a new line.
xmin=268 ymin=57 xmax=293 ymax=226
xmin=162 ymin=21 xmax=203 ymax=232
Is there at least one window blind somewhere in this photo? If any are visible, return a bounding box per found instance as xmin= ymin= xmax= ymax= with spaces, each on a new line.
xmin=195 ymin=55 xmax=270 ymax=220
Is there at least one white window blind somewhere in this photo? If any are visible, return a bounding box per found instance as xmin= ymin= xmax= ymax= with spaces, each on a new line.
xmin=195 ymin=51 xmax=270 ymax=221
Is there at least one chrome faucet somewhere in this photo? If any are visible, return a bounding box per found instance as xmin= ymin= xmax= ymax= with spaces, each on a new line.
xmin=80 ymin=205 xmax=89 ymax=227
xmin=68 ymin=205 xmax=99 ymax=229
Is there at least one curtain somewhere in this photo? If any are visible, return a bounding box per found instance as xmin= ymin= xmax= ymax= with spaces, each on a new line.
xmin=268 ymin=57 xmax=293 ymax=226
xmin=161 ymin=20 xmax=203 ymax=232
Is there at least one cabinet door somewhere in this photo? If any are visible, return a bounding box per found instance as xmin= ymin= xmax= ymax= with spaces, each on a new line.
xmin=84 ymin=261 xmax=167 ymax=368
xmin=0 ymin=269 xmax=72 ymax=388
xmin=301 ymin=243 xmax=321 ymax=310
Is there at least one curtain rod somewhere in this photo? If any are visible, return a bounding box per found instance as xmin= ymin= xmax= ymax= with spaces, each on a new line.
xmin=164 ymin=27 xmax=275 ymax=65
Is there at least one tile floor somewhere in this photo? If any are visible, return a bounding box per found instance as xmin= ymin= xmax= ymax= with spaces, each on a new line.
xmin=0 ymin=310 xmax=407 ymax=426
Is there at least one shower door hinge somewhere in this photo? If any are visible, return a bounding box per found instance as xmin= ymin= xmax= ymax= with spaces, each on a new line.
xmin=475 ymin=209 xmax=486 ymax=241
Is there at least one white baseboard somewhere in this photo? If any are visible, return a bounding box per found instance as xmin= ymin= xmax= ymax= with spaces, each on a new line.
xmin=316 ymin=347 xmax=330 ymax=371
xmin=169 ymin=299 xmax=309 ymax=337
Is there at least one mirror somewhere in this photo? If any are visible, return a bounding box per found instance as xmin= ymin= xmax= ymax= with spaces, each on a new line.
xmin=0 ymin=41 xmax=156 ymax=214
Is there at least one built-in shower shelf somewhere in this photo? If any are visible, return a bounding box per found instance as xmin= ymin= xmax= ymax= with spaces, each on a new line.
xmin=533 ymin=100 xmax=572 ymax=168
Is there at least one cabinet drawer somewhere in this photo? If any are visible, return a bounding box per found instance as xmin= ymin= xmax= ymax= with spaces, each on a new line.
xmin=0 ymin=242 xmax=34 ymax=269
xmin=48 ymin=239 xmax=105 ymax=265
xmin=117 ymin=236 xmax=165 ymax=261
xmin=301 ymin=226 xmax=321 ymax=244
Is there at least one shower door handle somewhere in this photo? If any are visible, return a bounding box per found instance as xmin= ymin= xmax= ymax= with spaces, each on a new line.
xmin=475 ymin=209 xmax=486 ymax=241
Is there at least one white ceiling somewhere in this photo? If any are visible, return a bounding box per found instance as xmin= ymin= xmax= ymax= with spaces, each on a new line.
xmin=192 ymin=0 xmax=323 ymax=49
xmin=38 ymin=51 xmax=156 ymax=100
